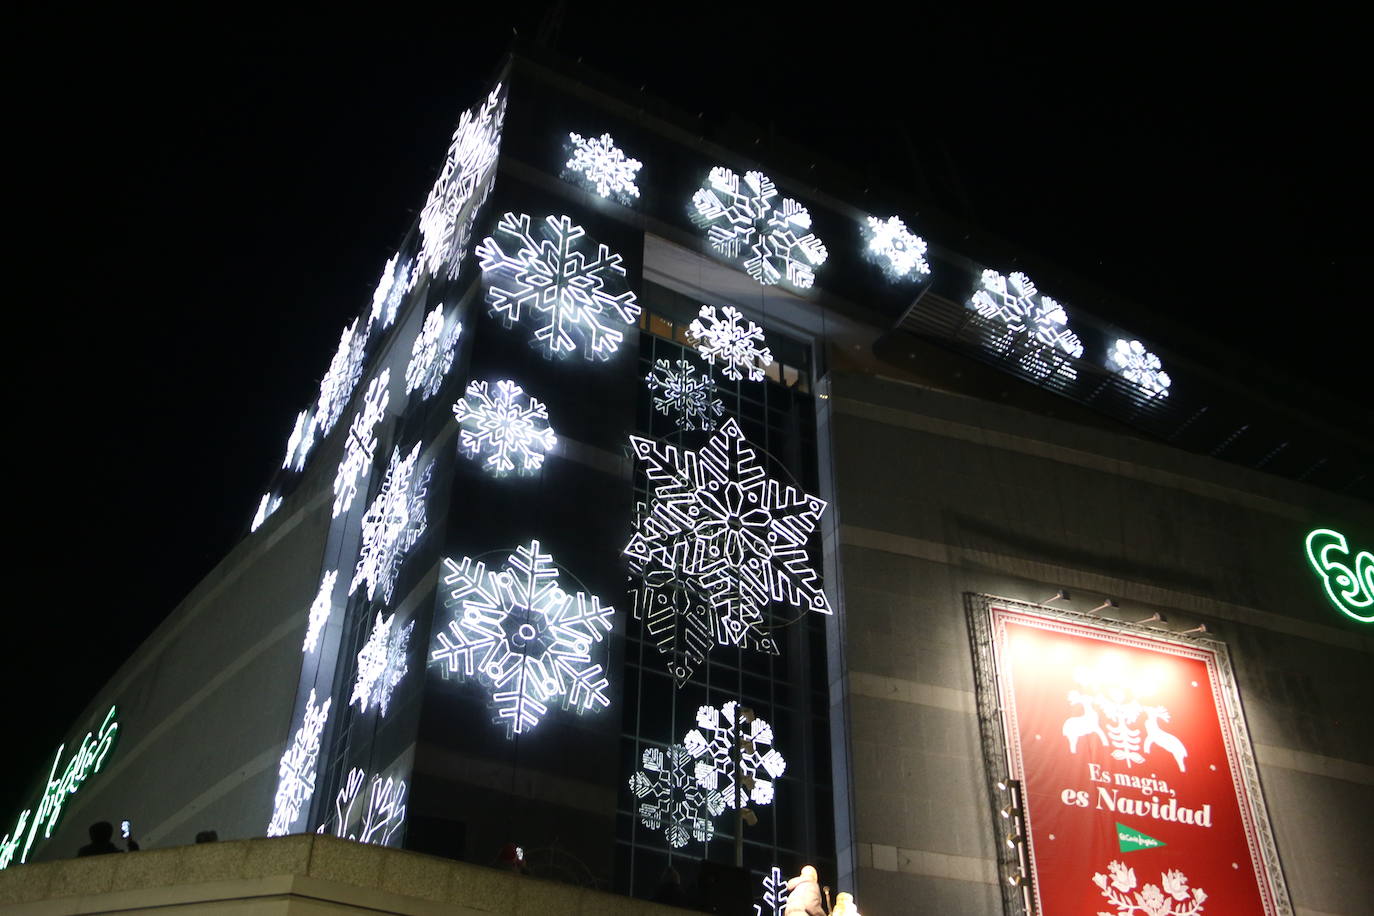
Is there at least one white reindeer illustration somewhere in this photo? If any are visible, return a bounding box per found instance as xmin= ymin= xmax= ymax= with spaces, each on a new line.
xmin=1142 ymin=706 xmax=1188 ymax=772
xmin=1062 ymin=690 xmax=1108 ymax=754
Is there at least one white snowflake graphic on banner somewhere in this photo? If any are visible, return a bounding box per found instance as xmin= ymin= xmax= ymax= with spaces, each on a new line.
xmin=303 ymin=569 xmax=339 ymax=654
xmin=624 ymin=417 xmax=832 ymax=682
xmin=1094 ymin=861 xmax=1208 ymax=915
xmin=320 ymin=767 xmax=407 ymax=847
xmin=333 ymin=370 xmax=391 ymax=518
xmin=688 ymin=304 xmax=773 ymax=382
xmin=282 ymin=409 xmax=317 ymax=472
xmin=368 ymin=252 xmax=414 ymax=334
xmin=418 ymin=84 xmax=506 ymax=280
xmin=564 ymin=131 xmax=642 ymax=200
xmin=646 ymin=358 xmax=725 ymax=431
xmin=477 ymin=212 xmax=641 ymax=360
xmin=690 ymin=167 xmax=828 ymax=289
xmin=864 ymin=215 xmax=931 ymax=279
xmin=753 ymin=866 xmax=790 ymax=916
xmin=969 ymin=269 xmax=1084 ymax=381
xmin=685 ymin=702 xmax=787 ymax=808
xmin=405 ymin=306 xmax=462 ymax=400
xmin=430 ymin=541 xmax=615 ymax=736
xmin=251 ymin=493 xmax=282 ymax=532
xmin=267 ymin=688 xmax=331 ymax=837
xmin=1110 ymin=339 xmax=1172 ymax=400
xmin=452 ymin=379 xmax=557 ymax=475
xmin=317 ymin=319 xmax=369 ymax=436
xmin=350 ymin=442 xmax=433 ymax=605
xmin=1063 ymin=667 xmax=1189 ymax=772
xmin=629 ymin=745 xmax=726 ymax=848
xmin=351 ymin=611 xmax=415 ymax=716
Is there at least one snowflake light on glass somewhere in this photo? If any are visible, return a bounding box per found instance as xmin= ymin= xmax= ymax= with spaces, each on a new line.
xmin=251 ymin=493 xmax=282 ymax=532
xmin=629 ymin=745 xmax=726 ymax=848
xmin=350 ymin=443 xmax=433 ymax=605
xmin=430 ymin=541 xmax=615 ymax=736
xmin=477 ymin=212 xmax=641 ymax=360
xmin=333 ymin=370 xmax=391 ymax=518
xmin=685 ymin=702 xmax=787 ymax=808
xmin=303 ymin=569 xmax=339 ymax=654
xmin=418 ymin=85 xmax=506 ymax=281
xmin=282 ymin=409 xmax=317 ymax=472
xmin=624 ymin=418 xmax=832 ymax=682
xmin=688 ymin=304 xmax=774 ymax=382
xmin=320 ymin=767 xmax=407 ymax=847
xmin=564 ymin=131 xmax=642 ymax=201
xmin=368 ymin=252 xmax=413 ymax=334
xmin=351 ymin=611 xmax=416 ymax=716
xmin=753 ymin=866 xmax=790 ymax=916
xmin=317 ymin=319 xmax=369 ymax=436
xmin=646 ymin=358 xmax=725 ymax=431
xmin=267 ymin=688 xmax=331 ymax=837
xmin=452 ymin=379 xmax=557 ymax=475
xmin=968 ymin=269 xmax=1084 ymax=381
xmin=690 ymin=167 xmax=828 ymax=289
xmin=1110 ymin=339 xmax=1172 ymax=400
xmin=405 ymin=306 xmax=462 ymax=400
xmin=864 ymin=215 xmax=931 ymax=279
xmin=1093 ymin=861 xmax=1207 ymax=916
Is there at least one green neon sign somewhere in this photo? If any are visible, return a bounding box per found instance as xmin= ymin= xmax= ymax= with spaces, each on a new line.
xmin=0 ymin=705 xmax=119 ymax=870
xmin=1305 ymin=529 xmax=1374 ymax=623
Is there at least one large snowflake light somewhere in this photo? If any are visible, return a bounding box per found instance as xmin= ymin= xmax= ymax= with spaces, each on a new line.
xmin=1109 ymin=339 xmax=1172 ymax=399
xmin=691 ymin=167 xmax=828 ymax=289
xmin=969 ymin=269 xmax=1084 ymax=381
xmin=351 ymin=611 xmax=415 ymax=716
xmin=303 ymin=569 xmax=339 ymax=654
xmin=282 ymin=409 xmax=317 ymax=472
xmin=350 ymin=442 xmax=433 ymax=605
xmin=418 ymin=84 xmax=505 ymax=280
xmin=317 ymin=319 xmax=369 ymax=436
xmin=430 ymin=541 xmax=615 ymax=736
xmin=754 ymin=866 xmax=791 ymax=916
xmin=321 ymin=767 xmax=407 ymax=847
xmin=688 ymin=304 xmax=773 ymax=382
xmin=405 ymin=306 xmax=462 ymax=400
xmin=646 ymin=358 xmax=725 ymax=431
xmin=624 ymin=418 xmax=832 ymax=682
xmin=564 ymin=131 xmax=642 ymax=201
xmin=477 ymin=212 xmax=641 ymax=360
xmin=685 ymin=702 xmax=787 ymax=808
xmin=629 ymin=745 xmax=726 ymax=848
xmin=267 ymin=688 xmax=331 ymax=837
xmin=452 ymin=379 xmax=557 ymax=475
xmin=251 ymin=493 xmax=282 ymax=532
xmin=864 ymin=215 xmax=931 ymax=279
xmin=333 ymin=370 xmax=391 ymax=518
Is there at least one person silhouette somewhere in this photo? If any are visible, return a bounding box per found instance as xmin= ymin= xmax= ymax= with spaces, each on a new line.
xmin=77 ymin=822 xmax=123 ymax=857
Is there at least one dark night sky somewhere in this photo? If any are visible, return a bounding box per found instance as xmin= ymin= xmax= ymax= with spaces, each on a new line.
xmin=5 ymin=7 xmax=1368 ymax=824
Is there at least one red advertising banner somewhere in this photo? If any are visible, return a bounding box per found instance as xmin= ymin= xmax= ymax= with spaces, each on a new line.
xmin=989 ymin=605 xmax=1285 ymax=915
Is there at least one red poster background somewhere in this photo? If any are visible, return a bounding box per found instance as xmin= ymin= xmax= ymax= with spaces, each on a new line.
xmin=991 ymin=607 xmax=1279 ymax=915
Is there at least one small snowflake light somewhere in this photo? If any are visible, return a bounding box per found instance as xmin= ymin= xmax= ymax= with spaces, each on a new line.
xmin=317 ymin=319 xmax=369 ymax=436
xmin=691 ymin=167 xmax=828 ymax=289
xmin=350 ymin=442 xmax=433 ymax=605
xmin=754 ymin=866 xmax=790 ymax=916
xmin=267 ymin=688 xmax=331 ymax=837
xmin=282 ymin=409 xmax=317 ymax=472
xmin=418 ymin=84 xmax=506 ymax=281
xmin=864 ymin=215 xmax=931 ymax=279
xmin=685 ymin=702 xmax=787 ymax=808
xmin=477 ymin=212 xmax=641 ymax=360
xmin=564 ymin=131 xmax=642 ymax=201
xmin=969 ymin=269 xmax=1084 ymax=381
xmin=405 ymin=305 xmax=462 ymax=400
xmin=431 ymin=541 xmax=615 ymax=736
xmin=1109 ymin=339 xmax=1172 ymax=399
xmin=303 ymin=569 xmax=339 ymax=654
xmin=251 ymin=493 xmax=282 ymax=532
xmin=646 ymin=358 xmax=725 ymax=431
xmin=351 ymin=611 xmax=415 ymax=716
xmin=629 ymin=745 xmax=726 ymax=848
xmin=452 ymin=379 xmax=557 ymax=475
xmin=322 ymin=767 xmax=407 ymax=847
xmin=688 ymin=304 xmax=773 ymax=383
xmin=368 ymin=252 xmax=413 ymax=334
xmin=333 ymin=370 xmax=391 ymax=518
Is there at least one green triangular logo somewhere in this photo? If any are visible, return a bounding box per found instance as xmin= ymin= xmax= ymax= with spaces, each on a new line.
xmin=1117 ymin=822 xmax=1166 ymax=853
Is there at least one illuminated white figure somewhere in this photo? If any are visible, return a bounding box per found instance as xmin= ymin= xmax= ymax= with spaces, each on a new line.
xmin=350 ymin=443 xmax=433 ymax=605
xmin=754 ymin=866 xmax=791 ymax=916
xmin=333 ymin=369 xmax=391 ymax=518
xmin=430 ymin=540 xmax=615 ymax=736
xmin=405 ymin=306 xmax=462 ymax=400
xmin=251 ymin=493 xmax=282 ymax=532
xmin=351 ymin=611 xmax=415 ymax=716
xmin=969 ymin=269 xmax=1084 ymax=381
xmin=282 ymin=409 xmax=317 ymax=472
xmin=685 ymin=701 xmax=787 ymax=808
xmin=322 ymin=767 xmax=407 ymax=847
xmin=691 ymin=167 xmax=828 ymax=289
xmin=452 ymin=379 xmax=557 ymax=475
xmin=267 ymin=688 xmax=331 ymax=837
xmin=1065 ymin=666 xmax=1189 ymax=772
xmin=418 ymin=84 xmax=506 ymax=280
xmin=477 ymin=212 xmax=641 ymax=360
xmin=624 ymin=418 xmax=832 ymax=683
xmin=317 ymin=319 xmax=369 ymax=436
xmin=1093 ymin=861 xmax=1208 ymax=915
xmin=564 ymin=131 xmax=642 ymax=200
xmin=864 ymin=215 xmax=931 ymax=279
xmin=302 ymin=569 xmax=339 ymax=654
xmin=646 ymin=358 xmax=725 ymax=431
xmin=688 ymin=304 xmax=773 ymax=382
xmin=1110 ymin=339 xmax=1172 ymax=399
xmin=628 ymin=745 xmax=726 ymax=848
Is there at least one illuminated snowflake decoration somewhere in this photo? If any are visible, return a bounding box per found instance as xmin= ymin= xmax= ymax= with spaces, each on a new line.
xmin=477 ymin=212 xmax=641 ymax=360
xmin=333 ymin=370 xmax=391 ymax=518
xmin=368 ymin=252 xmax=414 ymax=334
xmin=688 ymin=304 xmax=773 ymax=382
xmin=969 ymin=269 xmax=1084 ymax=381
xmin=864 ymin=215 xmax=931 ymax=279
xmin=629 ymin=744 xmax=726 ymax=848
xmin=418 ymin=84 xmax=505 ymax=280
xmin=1109 ymin=339 xmax=1172 ymax=399
xmin=625 ymin=418 xmax=832 ymax=683
xmin=282 ymin=409 xmax=317 ymax=472
xmin=350 ymin=442 xmax=433 ymax=605
xmin=646 ymin=358 xmax=725 ymax=431
xmin=251 ymin=493 xmax=282 ymax=532
xmin=267 ymin=688 xmax=331 ymax=837
xmin=321 ymin=767 xmax=407 ymax=847
xmin=685 ymin=702 xmax=787 ymax=808
xmin=351 ymin=611 xmax=415 ymax=716
xmin=405 ymin=306 xmax=462 ymax=400
xmin=1093 ymin=861 xmax=1207 ymax=915
xmin=303 ymin=569 xmax=338 ymax=654
xmin=430 ymin=540 xmax=615 ymax=736
xmin=317 ymin=319 xmax=369 ymax=436
xmin=754 ymin=866 xmax=790 ymax=916
xmin=564 ymin=131 xmax=642 ymax=201
xmin=690 ymin=167 xmax=828 ymax=289
xmin=452 ymin=379 xmax=557 ymax=475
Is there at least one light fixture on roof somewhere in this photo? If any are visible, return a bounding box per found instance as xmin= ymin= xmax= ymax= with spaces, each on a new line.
xmin=1134 ymin=612 xmax=1167 ymax=625
xmin=1180 ymin=623 xmax=1210 ymax=635
xmin=1043 ymin=589 xmax=1070 ymax=605
xmin=1088 ymin=599 xmax=1118 ymax=614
